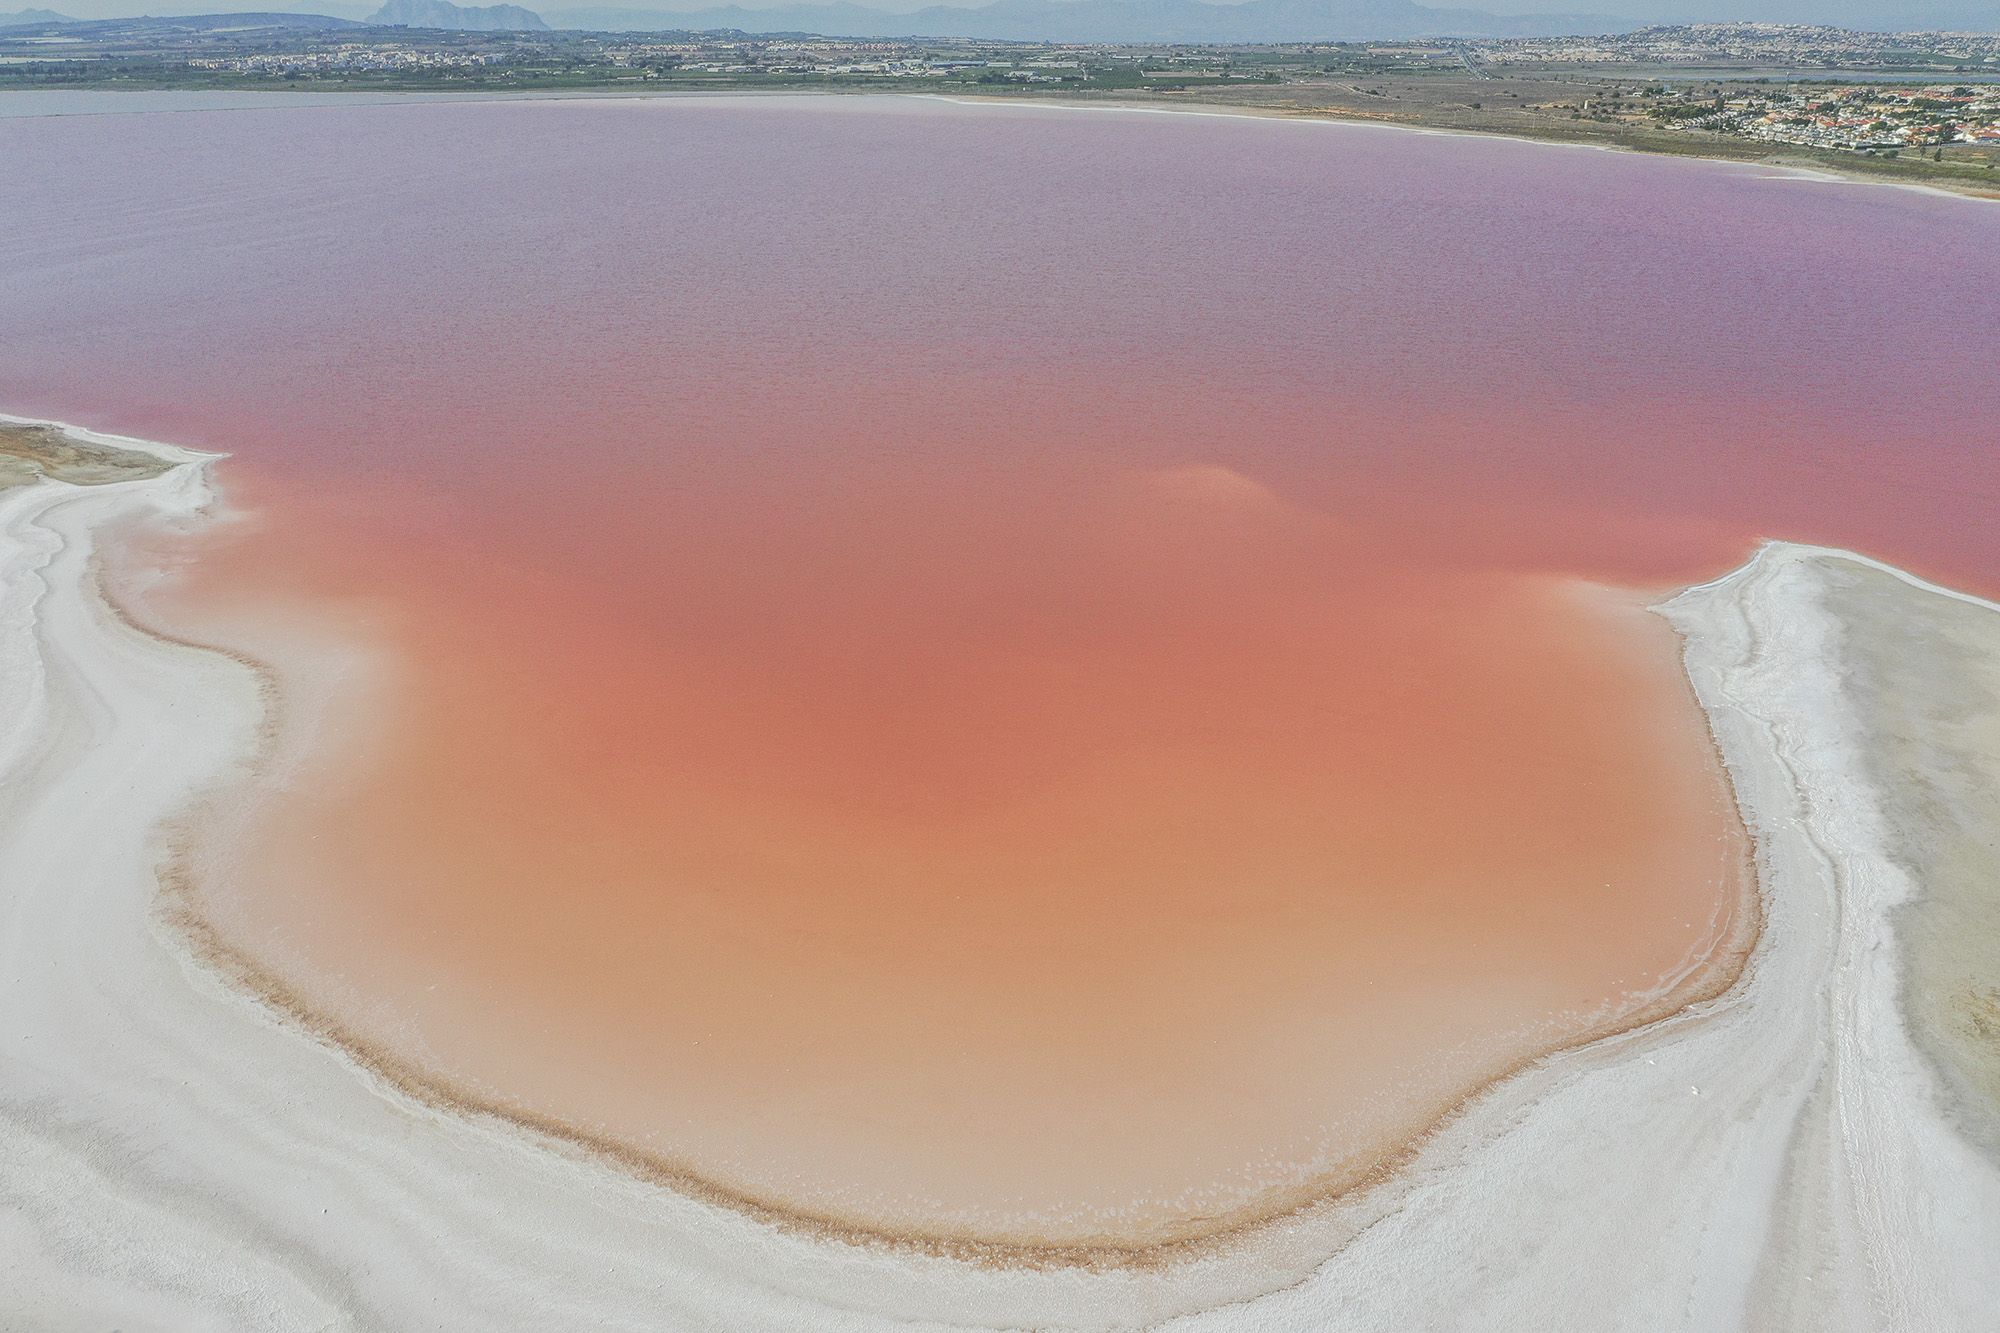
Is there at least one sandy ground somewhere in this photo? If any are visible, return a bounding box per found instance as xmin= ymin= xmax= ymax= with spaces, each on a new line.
xmin=2 ymin=423 xmax=1997 ymax=1329
xmin=1818 ymin=560 xmax=2000 ymax=1163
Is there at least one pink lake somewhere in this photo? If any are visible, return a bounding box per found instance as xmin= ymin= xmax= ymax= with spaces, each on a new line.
xmin=3 ymin=95 xmax=1996 ymax=1252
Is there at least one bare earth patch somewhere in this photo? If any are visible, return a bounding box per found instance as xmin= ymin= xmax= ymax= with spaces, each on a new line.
xmin=0 ymin=421 xmax=173 ymax=490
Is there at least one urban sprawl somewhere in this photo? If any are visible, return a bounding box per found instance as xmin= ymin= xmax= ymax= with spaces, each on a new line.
xmin=5 ymin=18 xmax=1999 ymax=164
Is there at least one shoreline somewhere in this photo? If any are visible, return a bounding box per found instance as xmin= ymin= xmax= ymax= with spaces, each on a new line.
xmin=3 ymin=412 xmax=1997 ymax=1326
xmin=923 ymin=91 xmax=2000 ymax=204
xmin=40 ymin=412 xmax=1758 ymax=1269
xmin=4 ymin=85 xmax=1996 ymax=204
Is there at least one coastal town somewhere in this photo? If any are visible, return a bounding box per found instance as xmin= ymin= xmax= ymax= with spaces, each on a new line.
xmin=4 ymin=13 xmax=1998 ymax=183
xmin=1468 ymin=22 xmax=2000 ymax=71
xmin=1648 ymin=81 xmax=2000 ymax=154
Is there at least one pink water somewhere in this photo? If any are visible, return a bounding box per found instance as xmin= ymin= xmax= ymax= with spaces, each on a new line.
xmin=3 ymin=95 xmax=1995 ymax=1250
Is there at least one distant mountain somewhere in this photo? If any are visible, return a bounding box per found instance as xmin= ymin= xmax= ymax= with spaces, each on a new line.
xmin=0 ymin=10 xmax=363 ymax=32
xmin=157 ymin=10 xmax=359 ymax=25
xmin=545 ymin=0 xmax=1625 ymax=41
xmin=369 ymin=0 xmax=550 ymax=28
xmin=0 ymin=7 xmax=74 ymax=24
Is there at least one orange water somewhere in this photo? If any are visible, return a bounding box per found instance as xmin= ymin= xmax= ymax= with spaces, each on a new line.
xmin=11 ymin=95 xmax=1991 ymax=1250
xmin=137 ymin=453 xmax=1748 ymax=1246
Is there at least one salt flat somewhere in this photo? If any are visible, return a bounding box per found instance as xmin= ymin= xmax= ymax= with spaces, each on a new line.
xmin=2 ymin=427 xmax=1996 ymax=1330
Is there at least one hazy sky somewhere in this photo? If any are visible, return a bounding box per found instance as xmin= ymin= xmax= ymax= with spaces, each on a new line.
xmin=13 ymin=0 xmax=1994 ymax=33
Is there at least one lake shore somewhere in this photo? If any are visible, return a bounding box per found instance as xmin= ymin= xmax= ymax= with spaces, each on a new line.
xmin=3 ymin=418 xmax=1997 ymax=1327
xmin=926 ymin=89 xmax=2000 ymax=203
xmin=4 ymin=85 xmax=1996 ymax=203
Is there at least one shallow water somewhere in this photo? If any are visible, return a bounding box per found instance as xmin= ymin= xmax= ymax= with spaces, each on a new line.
xmin=4 ymin=95 xmax=1995 ymax=1248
